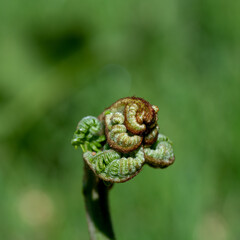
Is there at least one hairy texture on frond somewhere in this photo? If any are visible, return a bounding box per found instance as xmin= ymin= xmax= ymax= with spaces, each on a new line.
xmin=71 ymin=116 xmax=105 ymax=152
xmin=83 ymin=147 xmax=145 ymax=183
xmin=105 ymin=112 xmax=143 ymax=153
xmin=144 ymin=125 xmax=159 ymax=146
xmin=103 ymin=97 xmax=159 ymax=153
xmin=144 ymin=133 xmax=175 ymax=168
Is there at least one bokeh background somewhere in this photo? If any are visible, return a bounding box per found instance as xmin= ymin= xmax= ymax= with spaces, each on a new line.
xmin=0 ymin=0 xmax=239 ymax=239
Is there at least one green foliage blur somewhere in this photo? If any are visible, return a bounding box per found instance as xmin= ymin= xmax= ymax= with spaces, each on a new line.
xmin=0 ymin=0 xmax=239 ymax=239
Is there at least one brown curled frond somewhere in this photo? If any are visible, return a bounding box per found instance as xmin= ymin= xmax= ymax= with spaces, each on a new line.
xmin=124 ymin=97 xmax=157 ymax=134
xmin=104 ymin=112 xmax=143 ymax=153
xmin=101 ymin=97 xmax=159 ymax=153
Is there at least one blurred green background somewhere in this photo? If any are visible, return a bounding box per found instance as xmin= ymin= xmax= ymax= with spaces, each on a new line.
xmin=0 ymin=0 xmax=239 ymax=239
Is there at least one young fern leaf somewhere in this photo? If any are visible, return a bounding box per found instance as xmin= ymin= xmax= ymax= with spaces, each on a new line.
xmin=71 ymin=116 xmax=105 ymax=152
xmin=144 ymin=133 xmax=175 ymax=168
xmin=71 ymin=97 xmax=175 ymax=181
xmin=105 ymin=112 xmax=143 ymax=153
xmin=103 ymin=97 xmax=159 ymax=153
xmin=83 ymin=147 xmax=145 ymax=183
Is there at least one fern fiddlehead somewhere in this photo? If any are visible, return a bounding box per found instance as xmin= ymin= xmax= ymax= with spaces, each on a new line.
xmin=71 ymin=97 xmax=175 ymax=240
xmin=72 ymin=97 xmax=175 ymax=181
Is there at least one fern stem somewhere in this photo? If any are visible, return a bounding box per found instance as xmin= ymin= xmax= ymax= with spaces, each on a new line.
xmin=83 ymin=162 xmax=115 ymax=240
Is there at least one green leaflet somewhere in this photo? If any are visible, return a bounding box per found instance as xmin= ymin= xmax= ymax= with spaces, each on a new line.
xmin=83 ymin=147 xmax=145 ymax=183
xmin=144 ymin=133 xmax=175 ymax=168
xmin=71 ymin=116 xmax=105 ymax=152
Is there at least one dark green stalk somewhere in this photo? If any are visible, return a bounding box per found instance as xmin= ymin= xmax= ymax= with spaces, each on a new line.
xmin=83 ymin=162 xmax=115 ymax=240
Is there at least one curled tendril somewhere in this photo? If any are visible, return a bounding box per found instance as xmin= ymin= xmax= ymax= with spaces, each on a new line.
xmin=144 ymin=134 xmax=175 ymax=168
xmin=72 ymin=97 xmax=175 ymax=183
xmin=105 ymin=112 xmax=142 ymax=153
xmin=83 ymin=147 xmax=145 ymax=183
xmin=102 ymin=97 xmax=159 ymax=153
